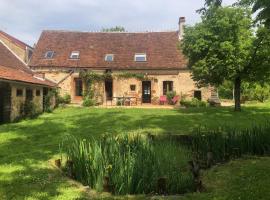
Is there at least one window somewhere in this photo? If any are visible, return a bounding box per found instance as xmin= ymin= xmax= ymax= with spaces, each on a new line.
xmin=36 ymin=90 xmax=41 ymax=96
xmin=130 ymin=85 xmax=136 ymax=91
xmin=163 ymin=81 xmax=173 ymax=95
xmin=16 ymin=89 xmax=23 ymax=97
xmin=194 ymin=90 xmax=202 ymax=100
xmin=134 ymin=53 xmax=147 ymax=62
xmin=44 ymin=51 xmax=54 ymax=59
xmin=70 ymin=51 xmax=80 ymax=59
xmin=105 ymin=54 xmax=114 ymax=62
xmin=75 ymin=78 xmax=83 ymax=96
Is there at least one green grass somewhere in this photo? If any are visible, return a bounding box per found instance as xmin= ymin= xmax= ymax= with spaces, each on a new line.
xmin=0 ymin=102 xmax=270 ymax=199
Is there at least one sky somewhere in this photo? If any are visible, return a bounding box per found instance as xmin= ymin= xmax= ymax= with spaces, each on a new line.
xmin=0 ymin=0 xmax=236 ymax=46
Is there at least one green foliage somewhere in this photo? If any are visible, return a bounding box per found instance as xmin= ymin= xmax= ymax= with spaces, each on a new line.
xmin=192 ymin=124 xmax=270 ymax=163
xmin=44 ymin=89 xmax=57 ymax=112
xmin=166 ymin=91 xmax=176 ymax=105
xmin=82 ymin=98 xmax=96 ymax=107
xmin=180 ymin=98 xmax=208 ymax=108
xmin=218 ymin=80 xmax=234 ymax=99
xmin=61 ymin=133 xmax=194 ymax=195
xmin=181 ymin=5 xmax=270 ymax=111
xmin=182 ymin=7 xmax=253 ymax=87
xmin=242 ymin=82 xmax=270 ymax=102
xmin=102 ymin=26 xmax=126 ymax=32
xmin=57 ymin=94 xmax=71 ymax=105
xmin=16 ymin=101 xmax=39 ymax=120
xmin=80 ymin=71 xmax=111 ymax=107
xmin=115 ymin=72 xmax=146 ymax=80
xmin=239 ymin=0 xmax=270 ymax=26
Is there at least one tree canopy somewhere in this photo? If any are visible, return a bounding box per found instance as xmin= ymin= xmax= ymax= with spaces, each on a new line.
xmin=102 ymin=26 xmax=125 ymax=32
xmin=181 ymin=6 xmax=270 ymax=111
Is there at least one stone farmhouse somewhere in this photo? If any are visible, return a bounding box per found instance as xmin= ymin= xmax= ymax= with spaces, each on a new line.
xmin=29 ymin=17 xmax=214 ymax=105
xmin=0 ymin=31 xmax=55 ymax=123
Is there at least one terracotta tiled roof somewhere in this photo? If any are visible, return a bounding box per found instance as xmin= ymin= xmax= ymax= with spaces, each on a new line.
xmin=0 ymin=30 xmax=32 ymax=49
xmin=0 ymin=41 xmax=55 ymax=87
xmin=0 ymin=65 xmax=55 ymax=86
xmin=0 ymin=42 xmax=32 ymax=73
xmin=30 ymin=30 xmax=187 ymax=69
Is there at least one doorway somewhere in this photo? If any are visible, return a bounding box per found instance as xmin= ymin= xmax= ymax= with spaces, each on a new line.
xmin=142 ymin=81 xmax=151 ymax=103
xmin=0 ymin=82 xmax=11 ymax=123
xmin=26 ymin=89 xmax=33 ymax=102
xmin=194 ymin=90 xmax=202 ymax=100
xmin=105 ymin=80 xmax=113 ymax=101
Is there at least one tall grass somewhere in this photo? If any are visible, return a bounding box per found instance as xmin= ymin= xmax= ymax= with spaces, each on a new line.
xmin=60 ymin=133 xmax=194 ymax=195
xmin=192 ymin=124 xmax=270 ymax=163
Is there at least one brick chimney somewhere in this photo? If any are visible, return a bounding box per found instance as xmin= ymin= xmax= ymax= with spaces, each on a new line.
xmin=178 ymin=17 xmax=186 ymax=40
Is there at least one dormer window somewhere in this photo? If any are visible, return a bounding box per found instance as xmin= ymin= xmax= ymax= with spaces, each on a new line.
xmin=105 ymin=54 xmax=114 ymax=62
xmin=134 ymin=53 xmax=147 ymax=62
xmin=70 ymin=51 xmax=80 ymax=59
xmin=44 ymin=51 xmax=54 ymax=59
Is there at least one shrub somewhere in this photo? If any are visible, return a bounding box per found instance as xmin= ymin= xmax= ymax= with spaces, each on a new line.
xmin=166 ymin=91 xmax=176 ymax=105
xmin=180 ymin=98 xmax=207 ymax=108
xmin=23 ymin=101 xmax=38 ymax=118
xmin=246 ymin=83 xmax=270 ymax=102
xmin=57 ymin=94 xmax=71 ymax=105
xmin=60 ymin=133 xmax=194 ymax=195
xmin=44 ymin=89 xmax=57 ymax=112
xmin=82 ymin=98 xmax=96 ymax=107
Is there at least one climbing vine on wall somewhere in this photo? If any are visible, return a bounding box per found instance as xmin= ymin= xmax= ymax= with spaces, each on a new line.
xmin=115 ymin=72 xmax=146 ymax=80
xmin=79 ymin=71 xmax=112 ymax=106
xmin=79 ymin=70 xmax=151 ymax=106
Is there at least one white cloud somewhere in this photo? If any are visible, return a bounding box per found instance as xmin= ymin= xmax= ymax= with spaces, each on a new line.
xmin=0 ymin=0 xmax=236 ymax=45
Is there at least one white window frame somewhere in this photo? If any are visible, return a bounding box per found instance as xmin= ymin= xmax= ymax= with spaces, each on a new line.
xmin=70 ymin=51 xmax=80 ymax=59
xmin=44 ymin=51 xmax=55 ymax=59
xmin=134 ymin=53 xmax=147 ymax=62
xmin=105 ymin=54 xmax=114 ymax=62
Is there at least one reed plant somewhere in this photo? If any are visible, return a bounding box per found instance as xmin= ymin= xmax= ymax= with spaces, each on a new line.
xmin=60 ymin=133 xmax=194 ymax=195
xmin=191 ymin=124 xmax=270 ymax=163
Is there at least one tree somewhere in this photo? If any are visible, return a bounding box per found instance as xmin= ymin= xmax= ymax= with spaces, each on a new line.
xmin=181 ymin=6 xmax=270 ymax=111
xmin=102 ymin=26 xmax=125 ymax=32
xmin=238 ymin=0 xmax=270 ymax=26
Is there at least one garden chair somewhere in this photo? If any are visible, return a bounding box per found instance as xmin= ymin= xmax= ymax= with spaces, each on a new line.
xmin=160 ymin=95 xmax=167 ymax=105
xmin=172 ymin=95 xmax=180 ymax=105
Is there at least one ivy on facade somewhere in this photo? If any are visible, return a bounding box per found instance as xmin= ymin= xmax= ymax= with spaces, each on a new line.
xmin=79 ymin=70 xmax=150 ymax=106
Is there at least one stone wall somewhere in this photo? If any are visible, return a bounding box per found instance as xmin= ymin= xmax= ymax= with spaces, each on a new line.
xmin=10 ymin=83 xmax=44 ymax=121
xmin=31 ymin=67 xmax=212 ymax=104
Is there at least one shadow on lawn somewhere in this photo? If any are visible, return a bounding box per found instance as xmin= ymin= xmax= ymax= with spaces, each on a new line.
xmin=0 ymin=120 xmax=88 ymax=199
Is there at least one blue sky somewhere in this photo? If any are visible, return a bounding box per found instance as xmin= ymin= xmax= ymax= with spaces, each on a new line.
xmin=0 ymin=0 xmax=236 ymax=45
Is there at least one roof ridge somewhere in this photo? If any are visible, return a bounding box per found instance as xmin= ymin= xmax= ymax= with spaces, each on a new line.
xmin=0 ymin=40 xmax=28 ymax=67
xmin=42 ymin=30 xmax=178 ymax=34
xmin=0 ymin=30 xmax=32 ymax=49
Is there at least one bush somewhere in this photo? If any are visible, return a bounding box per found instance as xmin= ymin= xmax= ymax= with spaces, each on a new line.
xmin=44 ymin=89 xmax=57 ymax=112
xmin=82 ymin=98 xmax=96 ymax=107
xmin=245 ymin=83 xmax=270 ymax=102
xmin=218 ymin=81 xmax=234 ymax=99
xmin=23 ymin=101 xmax=38 ymax=118
xmin=60 ymin=133 xmax=194 ymax=195
xmin=180 ymin=98 xmax=207 ymax=108
xmin=57 ymin=94 xmax=71 ymax=105
xmin=166 ymin=91 xmax=176 ymax=105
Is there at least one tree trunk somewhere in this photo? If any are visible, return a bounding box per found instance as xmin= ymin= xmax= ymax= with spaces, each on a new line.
xmin=234 ymin=77 xmax=241 ymax=112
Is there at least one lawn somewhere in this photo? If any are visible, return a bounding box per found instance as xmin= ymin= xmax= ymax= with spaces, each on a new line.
xmin=0 ymin=102 xmax=270 ymax=199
